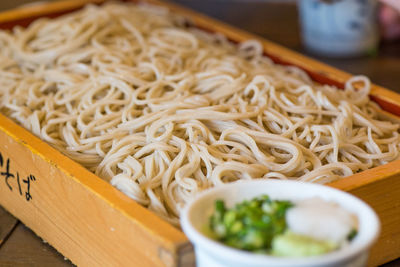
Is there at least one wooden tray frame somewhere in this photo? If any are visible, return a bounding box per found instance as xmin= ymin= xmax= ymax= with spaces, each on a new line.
xmin=0 ymin=0 xmax=399 ymax=266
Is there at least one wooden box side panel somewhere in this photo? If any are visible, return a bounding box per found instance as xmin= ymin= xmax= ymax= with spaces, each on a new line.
xmin=0 ymin=114 xmax=189 ymax=267
xmin=345 ymin=174 xmax=400 ymax=266
xmin=328 ymin=161 xmax=400 ymax=266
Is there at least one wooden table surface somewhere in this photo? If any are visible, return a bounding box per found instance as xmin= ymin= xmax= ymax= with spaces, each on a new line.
xmin=0 ymin=0 xmax=399 ymax=266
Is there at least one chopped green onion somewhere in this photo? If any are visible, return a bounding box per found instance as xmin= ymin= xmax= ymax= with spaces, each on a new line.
xmin=209 ymin=195 xmax=293 ymax=252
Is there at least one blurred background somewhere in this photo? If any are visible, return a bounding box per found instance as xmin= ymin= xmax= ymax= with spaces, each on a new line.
xmin=0 ymin=0 xmax=399 ymax=266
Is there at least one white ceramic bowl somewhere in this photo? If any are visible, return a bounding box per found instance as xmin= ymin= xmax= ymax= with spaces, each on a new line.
xmin=180 ymin=180 xmax=380 ymax=267
xmin=298 ymin=0 xmax=379 ymax=57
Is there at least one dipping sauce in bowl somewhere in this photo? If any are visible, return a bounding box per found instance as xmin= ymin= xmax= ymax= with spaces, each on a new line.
xmin=181 ymin=180 xmax=380 ymax=267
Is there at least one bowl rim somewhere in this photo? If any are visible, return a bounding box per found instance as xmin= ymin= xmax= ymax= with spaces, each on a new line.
xmin=180 ymin=179 xmax=380 ymax=266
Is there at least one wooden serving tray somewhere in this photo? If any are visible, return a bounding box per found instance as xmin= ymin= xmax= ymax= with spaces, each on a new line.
xmin=0 ymin=0 xmax=399 ymax=266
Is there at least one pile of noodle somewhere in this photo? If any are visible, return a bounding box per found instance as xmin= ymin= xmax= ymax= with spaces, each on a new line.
xmin=0 ymin=3 xmax=399 ymax=225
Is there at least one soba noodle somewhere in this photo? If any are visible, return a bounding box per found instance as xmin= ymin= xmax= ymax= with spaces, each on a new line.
xmin=0 ymin=3 xmax=399 ymax=225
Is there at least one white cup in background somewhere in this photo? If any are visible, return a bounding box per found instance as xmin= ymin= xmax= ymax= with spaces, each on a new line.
xmin=299 ymin=0 xmax=379 ymax=57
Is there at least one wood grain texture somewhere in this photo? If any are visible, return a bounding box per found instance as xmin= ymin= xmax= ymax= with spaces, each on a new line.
xmin=344 ymin=174 xmax=400 ymax=266
xmin=0 ymin=222 xmax=72 ymax=267
xmin=0 ymin=208 xmax=17 ymax=248
xmin=0 ymin=112 xmax=191 ymax=267
xmin=0 ymin=0 xmax=399 ymax=266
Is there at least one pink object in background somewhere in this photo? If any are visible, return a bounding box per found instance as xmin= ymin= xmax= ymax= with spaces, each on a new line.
xmin=379 ymin=0 xmax=400 ymax=40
